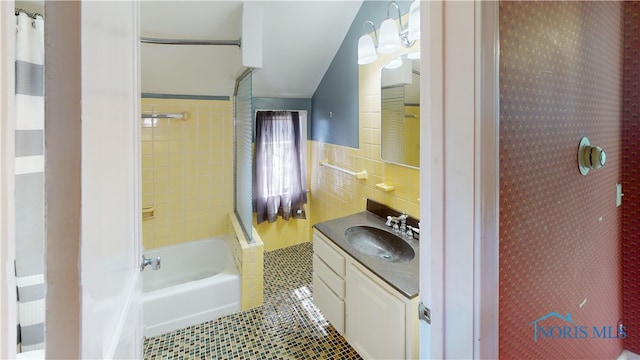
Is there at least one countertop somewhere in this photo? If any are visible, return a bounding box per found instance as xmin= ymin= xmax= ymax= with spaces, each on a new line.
xmin=313 ymin=211 xmax=419 ymax=299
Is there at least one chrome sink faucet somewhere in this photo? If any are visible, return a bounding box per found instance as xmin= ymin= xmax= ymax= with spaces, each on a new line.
xmin=386 ymin=213 xmax=408 ymax=234
xmin=386 ymin=213 xmax=420 ymax=239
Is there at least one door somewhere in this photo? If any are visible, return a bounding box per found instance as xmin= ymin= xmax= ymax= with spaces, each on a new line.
xmin=44 ymin=2 xmax=143 ymax=358
xmin=80 ymin=1 xmax=142 ymax=357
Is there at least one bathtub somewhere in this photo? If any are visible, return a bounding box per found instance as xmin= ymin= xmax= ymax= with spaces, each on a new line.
xmin=143 ymin=236 xmax=241 ymax=338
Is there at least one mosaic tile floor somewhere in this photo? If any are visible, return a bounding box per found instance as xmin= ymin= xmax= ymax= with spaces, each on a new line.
xmin=143 ymin=242 xmax=362 ymax=359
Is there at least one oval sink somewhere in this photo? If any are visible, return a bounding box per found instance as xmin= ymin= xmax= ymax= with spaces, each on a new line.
xmin=344 ymin=226 xmax=415 ymax=262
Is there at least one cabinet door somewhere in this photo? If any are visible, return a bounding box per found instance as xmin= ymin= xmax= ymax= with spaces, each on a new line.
xmin=346 ymin=262 xmax=405 ymax=360
xmin=313 ymin=274 xmax=345 ymax=334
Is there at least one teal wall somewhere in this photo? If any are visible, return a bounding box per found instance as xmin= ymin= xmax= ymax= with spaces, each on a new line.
xmin=311 ymin=0 xmax=411 ymax=148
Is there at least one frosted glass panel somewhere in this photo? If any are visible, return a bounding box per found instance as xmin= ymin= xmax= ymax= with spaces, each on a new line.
xmin=234 ymin=72 xmax=253 ymax=242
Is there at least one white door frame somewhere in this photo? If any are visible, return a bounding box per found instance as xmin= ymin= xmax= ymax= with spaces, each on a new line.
xmin=420 ymin=2 xmax=444 ymax=357
xmin=420 ymin=1 xmax=499 ymax=358
xmin=474 ymin=1 xmax=500 ymax=358
xmin=44 ymin=2 xmax=143 ymax=358
xmin=0 ymin=1 xmax=17 ymax=358
xmin=43 ymin=3 xmax=82 ymax=357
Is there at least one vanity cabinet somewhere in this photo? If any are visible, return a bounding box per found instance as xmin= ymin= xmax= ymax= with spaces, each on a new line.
xmin=312 ymin=231 xmax=346 ymax=334
xmin=313 ymin=229 xmax=418 ymax=359
xmin=346 ymin=260 xmax=406 ymax=359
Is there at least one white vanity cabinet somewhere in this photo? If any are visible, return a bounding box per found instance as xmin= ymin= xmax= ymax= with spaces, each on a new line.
xmin=346 ymin=260 xmax=406 ymax=359
xmin=312 ymin=231 xmax=346 ymax=334
xmin=312 ymin=229 xmax=418 ymax=359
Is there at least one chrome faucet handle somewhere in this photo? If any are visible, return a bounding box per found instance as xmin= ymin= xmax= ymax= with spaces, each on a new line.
xmin=141 ymin=255 xmax=161 ymax=271
xmin=406 ymin=225 xmax=420 ymax=239
xmin=386 ymin=216 xmax=400 ymax=232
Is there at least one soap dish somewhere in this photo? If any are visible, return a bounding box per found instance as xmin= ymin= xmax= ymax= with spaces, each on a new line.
xmin=375 ymin=183 xmax=395 ymax=192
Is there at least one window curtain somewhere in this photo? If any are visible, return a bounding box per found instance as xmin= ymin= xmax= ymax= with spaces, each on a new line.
xmin=253 ymin=111 xmax=307 ymax=224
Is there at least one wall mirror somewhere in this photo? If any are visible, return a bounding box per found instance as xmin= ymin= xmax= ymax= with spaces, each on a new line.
xmin=380 ymin=56 xmax=420 ymax=168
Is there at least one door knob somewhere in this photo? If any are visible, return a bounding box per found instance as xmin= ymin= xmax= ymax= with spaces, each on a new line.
xmin=578 ymin=137 xmax=606 ymax=176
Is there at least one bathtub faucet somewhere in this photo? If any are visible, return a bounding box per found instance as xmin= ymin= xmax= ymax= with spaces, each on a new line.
xmin=141 ymin=255 xmax=161 ymax=271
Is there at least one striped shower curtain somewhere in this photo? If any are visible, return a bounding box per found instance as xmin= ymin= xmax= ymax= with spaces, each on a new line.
xmin=14 ymin=10 xmax=45 ymax=352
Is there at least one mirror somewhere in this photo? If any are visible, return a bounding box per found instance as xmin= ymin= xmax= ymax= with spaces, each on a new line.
xmin=381 ymin=57 xmax=420 ymax=168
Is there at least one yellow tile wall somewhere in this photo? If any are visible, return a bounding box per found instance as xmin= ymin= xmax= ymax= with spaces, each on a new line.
xmin=141 ymin=97 xmax=234 ymax=249
xmin=254 ymin=211 xmax=311 ymax=252
xmin=227 ymin=212 xmax=264 ymax=310
xmin=254 ymin=145 xmax=314 ymax=251
xmin=310 ymin=38 xmax=421 ymax=225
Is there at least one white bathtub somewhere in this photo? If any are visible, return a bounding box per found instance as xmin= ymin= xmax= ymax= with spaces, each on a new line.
xmin=142 ymin=236 xmax=241 ymax=338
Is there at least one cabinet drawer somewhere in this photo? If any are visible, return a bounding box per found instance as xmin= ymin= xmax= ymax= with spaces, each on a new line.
xmin=313 ymin=233 xmax=345 ymax=276
xmin=313 ymin=274 xmax=345 ymax=335
xmin=313 ymin=254 xmax=345 ymax=298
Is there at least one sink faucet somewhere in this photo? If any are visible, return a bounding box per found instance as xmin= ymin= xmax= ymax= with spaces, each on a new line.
xmin=386 ymin=213 xmax=408 ymax=234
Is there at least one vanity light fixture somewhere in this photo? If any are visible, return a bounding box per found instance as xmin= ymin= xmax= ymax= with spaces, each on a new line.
xmin=358 ymin=21 xmax=379 ymax=65
xmin=357 ymin=0 xmax=420 ymax=65
xmin=407 ymin=1 xmax=420 ymax=59
xmin=407 ymin=0 xmax=420 ymax=42
xmin=377 ymin=14 xmax=402 ymax=54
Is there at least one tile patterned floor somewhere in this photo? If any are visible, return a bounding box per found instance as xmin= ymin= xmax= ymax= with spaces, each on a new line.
xmin=143 ymin=242 xmax=362 ymax=359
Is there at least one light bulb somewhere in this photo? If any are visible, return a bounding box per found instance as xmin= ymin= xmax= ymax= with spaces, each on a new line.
xmin=357 ymin=34 xmax=378 ymax=65
xmin=377 ymin=18 xmax=401 ymax=54
xmin=408 ymin=0 xmax=421 ymax=42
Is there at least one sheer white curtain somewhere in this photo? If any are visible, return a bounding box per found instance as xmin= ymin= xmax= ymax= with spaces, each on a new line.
xmin=14 ymin=10 xmax=45 ymax=353
xmin=253 ymin=111 xmax=307 ymax=224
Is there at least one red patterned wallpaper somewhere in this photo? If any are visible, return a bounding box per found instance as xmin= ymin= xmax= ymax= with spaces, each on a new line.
xmin=622 ymin=1 xmax=640 ymax=355
xmin=499 ymin=2 xmax=625 ymax=358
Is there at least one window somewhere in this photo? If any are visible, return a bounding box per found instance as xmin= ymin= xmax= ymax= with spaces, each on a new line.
xmin=253 ymin=111 xmax=307 ymax=224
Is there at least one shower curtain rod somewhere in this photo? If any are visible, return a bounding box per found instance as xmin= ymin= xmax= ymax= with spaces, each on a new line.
xmin=15 ymin=8 xmax=43 ymax=19
xmin=141 ymin=36 xmax=241 ymax=47
xmin=254 ymin=109 xmax=306 ymax=113
xmin=234 ymin=68 xmax=253 ymax=96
